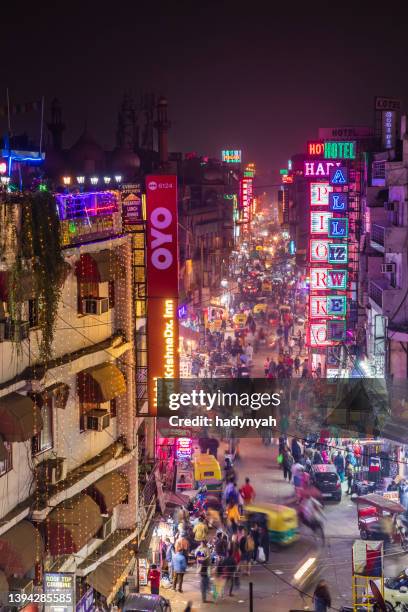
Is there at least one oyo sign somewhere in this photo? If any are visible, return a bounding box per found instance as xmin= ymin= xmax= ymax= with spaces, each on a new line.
xmin=304 ymin=160 xmax=341 ymax=177
xmin=146 ymin=175 xmax=178 ymax=298
xmin=310 ymin=268 xmax=348 ymax=290
xmin=310 ymin=182 xmax=333 ymax=206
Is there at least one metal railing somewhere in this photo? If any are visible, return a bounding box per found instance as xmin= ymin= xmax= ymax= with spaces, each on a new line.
xmin=371 ymin=224 xmax=385 ymax=246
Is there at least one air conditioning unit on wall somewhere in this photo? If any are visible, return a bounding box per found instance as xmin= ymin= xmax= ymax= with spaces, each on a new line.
xmin=381 ymin=263 xmax=396 ymax=273
xmin=82 ymin=297 xmax=110 ymax=315
xmin=86 ymin=409 xmax=110 ymax=431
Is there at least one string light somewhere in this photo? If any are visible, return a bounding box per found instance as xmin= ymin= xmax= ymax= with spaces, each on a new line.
xmin=90 ymin=176 xmax=99 ymax=185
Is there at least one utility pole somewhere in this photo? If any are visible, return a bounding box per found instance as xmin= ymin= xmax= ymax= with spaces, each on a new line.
xmin=249 ymin=582 xmax=254 ymax=612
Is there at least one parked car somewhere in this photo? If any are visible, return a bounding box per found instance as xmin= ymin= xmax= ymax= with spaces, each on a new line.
xmin=310 ymin=464 xmax=342 ymax=502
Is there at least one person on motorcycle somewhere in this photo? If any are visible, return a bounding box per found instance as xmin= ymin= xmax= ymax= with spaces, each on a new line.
xmin=299 ymin=496 xmax=325 ymax=540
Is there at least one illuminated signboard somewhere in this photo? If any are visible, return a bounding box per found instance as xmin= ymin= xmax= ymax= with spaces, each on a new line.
xmin=222 ymin=150 xmax=242 ymax=163
xmin=44 ymin=572 xmax=74 ymax=612
xmin=307 ymin=141 xmax=325 ymax=156
xmin=328 ymin=218 xmax=348 ymax=238
xmin=329 ymin=192 xmax=348 ymax=212
xmin=310 ymin=182 xmax=333 ymax=206
xmin=324 ymin=141 xmax=356 ymax=160
xmin=310 ymin=295 xmax=347 ymax=318
xmin=0 ymin=161 xmax=6 ymax=174
xmin=310 ymin=211 xmax=331 ymax=234
xmin=244 ymin=162 xmax=255 ymax=177
xmin=382 ymin=111 xmax=396 ymax=149
xmin=121 ymin=183 xmax=143 ymax=229
xmin=176 ymin=437 xmax=192 ymax=461
xmin=56 ymin=191 xmax=119 ymax=221
xmin=304 ymin=161 xmax=341 ymax=177
xmin=282 ymin=174 xmax=293 ymax=184
xmin=327 ymin=295 xmax=347 ymax=316
xmin=280 ymin=168 xmax=288 ymax=175
xmin=309 ymin=322 xmax=333 ymax=347
xmin=310 ymin=239 xmax=329 ymax=262
xmin=146 ymin=175 xmax=179 ymax=415
xmin=310 ymin=268 xmax=347 ymax=290
xmin=329 ymin=166 xmax=348 ymax=185
xmin=240 ymin=177 xmax=253 ymax=224
xmin=328 ymin=243 xmax=348 ymax=263
xmin=327 ymin=319 xmax=347 ymax=341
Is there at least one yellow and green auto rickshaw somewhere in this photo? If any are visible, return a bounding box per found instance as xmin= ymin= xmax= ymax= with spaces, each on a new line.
xmin=193 ymin=454 xmax=223 ymax=494
xmin=241 ymin=502 xmax=299 ymax=546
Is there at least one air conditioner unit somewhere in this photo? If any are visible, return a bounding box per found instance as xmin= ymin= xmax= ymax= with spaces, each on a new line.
xmin=86 ymin=409 xmax=110 ymax=432
xmin=8 ymin=577 xmax=34 ymax=597
xmin=381 ymin=263 xmax=396 ymax=273
xmin=101 ymin=516 xmax=113 ymax=539
xmin=4 ymin=319 xmax=29 ymax=341
xmin=50 ymin=457 xmax=68 ymax=484
xmin=82 ymin=297 xmax=110 ymax=315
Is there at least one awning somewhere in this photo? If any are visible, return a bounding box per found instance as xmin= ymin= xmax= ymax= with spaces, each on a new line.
xmin=163 ymin=490 xmax=190 ymax=508
xmin=0 ymin=393 xmax=43 ymax=442
xmin=46 ymin=494 xmax=103 ymax=555
xmin=86 ymin=547 xmax=134 ymax=603
xmin=76 ymin=251 xmax=115 ymax=283
xmin=0 ymin=521 xmax=43 ymax=577
xmin=88 ymin=471 xmax=129 ymax=514
xmin=78 ymin=362 xmax=126 ymax=403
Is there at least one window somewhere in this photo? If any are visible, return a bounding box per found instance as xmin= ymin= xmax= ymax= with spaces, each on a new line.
xmin=28 ymin=298 xmax=39 ymax=328
xmin=78 ymin=281 xmax=99 ymax=314
xmin=0 ymin=441 xmax=12 ymax=476
xmin=32 ymin=397 xmax=53 ymax=455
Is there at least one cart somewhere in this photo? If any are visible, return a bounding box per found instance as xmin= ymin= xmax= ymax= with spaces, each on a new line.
xmin=356 ymin=493 xmax=405 ymax=542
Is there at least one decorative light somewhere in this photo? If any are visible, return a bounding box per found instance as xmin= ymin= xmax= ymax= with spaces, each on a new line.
xmin=0 ymin=176 xmax=10 ymax=185
xmin=103 ymin=176 xmax=111 ymax=185
xmin=114 ymin=175 xmax=122 ymax=183
xmin=90 ymin=176 xmax=99 ymax=185
xmin=76 ymin=176 xmax=85 ymax=184
xmin=62 ymin=176 xmax=71 ymax=186
xmin=0 ymin=161 xmax=7 ymax=175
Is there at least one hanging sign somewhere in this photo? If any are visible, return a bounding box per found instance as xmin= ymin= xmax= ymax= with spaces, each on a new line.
xmin=310 ymin=212 xmax=331 ymax=234
xmin=310 ymin=182 xmax=333 ymax=206
xmin=329 ymin=192 xmax=348 ymax=212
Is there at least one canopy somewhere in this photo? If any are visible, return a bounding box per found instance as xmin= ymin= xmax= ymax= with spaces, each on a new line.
xmin=76 ymin=251 xmax=115 ymax=283
xmin=89 ymin=471 xmax=129 ymax=514
xmin=163 ymin=490 xmax=190 ymax=508
xmin=0 ymin=521 xmax=43 ymax=577
xmin=46 ymin=494 xmax=103 ymax=555
xmin=0 ymin=393 xmax=43 ymax=442
xmin=78 ymin=362 xmax=126 ymax=403
xmin=356 ymin=493 xmax=405 ymax=514
xmin=86 ymin=547 xmax=134 ymax=603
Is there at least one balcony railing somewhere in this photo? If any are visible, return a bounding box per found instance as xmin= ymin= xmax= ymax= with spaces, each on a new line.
xmin=371 ymin=224 xmax=385 ymax=247
xmin=369 ymin=281 xmax=383 ymax=308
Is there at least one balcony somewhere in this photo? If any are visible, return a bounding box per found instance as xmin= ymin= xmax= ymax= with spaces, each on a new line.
xmin=370 ymin=223 xmax=408 ymax=253
xmin=368 ymin=278 xmax=404 ymax=318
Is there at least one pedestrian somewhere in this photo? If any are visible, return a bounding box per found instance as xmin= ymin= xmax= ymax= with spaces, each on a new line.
xmin=334 ymin=450 xmax=345 ymax=482
xmin=239 ymin=477 xmax=256 ymax=505
xmin=282 ymin=447 xmax=294 ymax=482
xmin=199 ymin=557 xmax=211 ymax=603
xmin=147 ymin=563 xmax=161 ymax=595
xmin=249 ymin=523 xmax=260 ymax=562
xmin=264 ymin=357 xmax=270 ymax=376
xmin=214 ymin=531 xmax=228 ymax=559
xmin=313 ymin=580 xmax=332 ymax=612
xmin=346 ymin=462 xmax=354 ymax=495
xmin=238 ymin=527 xmax=253 ymax=575
xmin=172 ymin=550 xmax=187 ymax=593
xmin=294 ymin=356 xmax=300 ymax=375
xmin=220 ymin=548 xmax=237 ymax=597
xmin=226 ymin=501 xmax=240 ymax=526
xmin=165 ymin=539 xmax=175 ymax=579
xmin=291 ymin=436 xmax=302 ymax=463
xmin=259 ymin=526 xmax=270 ymax=564
xmin=316 ymin=362 xmax=322 ymax=377
xmin=193 ymin=516 xmax=209 ymax=544
xmin=195 ymin=540 xmax=211 ymax=565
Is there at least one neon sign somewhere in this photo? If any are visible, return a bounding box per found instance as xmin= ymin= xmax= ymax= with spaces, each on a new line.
xmin=310 ymin=212 xmax=331 ymax=234
xmin=329 ymin=166 xmax=348 ymax=185
xmin=310 ymin=182 xmax=333 ymax=205
xmin=310 ymin=268 xmax=348 ymax=290
xmin=304 ymin=161 xmax=341 ymax=177
xmin=327 ymin=295 xmax=347 ymax=316
xmin=310 ymin=295 xmax=347 ymax=318
xmin=328 ymin=269 xmax=347 ymax=289
xmin=307 ymin=141 xmax=325 ymax=156
xmin=310 ymin=268 xmax=329 ymax=290
xmin=328 ymin=218 xmax=348 ymax=238
xmin=324 ymin=141 xmax=356 ymax=160
xmin=310 ymin=239 xmax=329 ymax=262
xmin=310 ymin=295 xmax=328 ymax=317
xmin=309 ymin=322 xmax=333 ymax=347
xmin=328 ymin=243 xmax=348 ymax=263
xmin=329 ymin=192 xmax=348 ymax=212
xmin=240 ymin=177 xmax=253 ymax=224
xmin=282 ymin=175 xmax=293 ymax=184
xmin=222 ymin=150 xmax=242 ymax=163
xmin=56 ymin=191 xmax=119 ymax=220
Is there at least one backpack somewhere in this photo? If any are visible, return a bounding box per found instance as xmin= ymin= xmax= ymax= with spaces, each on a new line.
xmin=245 ymin=535 xmax=255 ymax=552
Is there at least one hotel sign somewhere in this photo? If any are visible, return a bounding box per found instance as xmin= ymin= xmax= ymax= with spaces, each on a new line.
xmin=310 ymin=182 xmax=333 ymax=206
xmin=304 ymin=160 xmax=341 ymax=177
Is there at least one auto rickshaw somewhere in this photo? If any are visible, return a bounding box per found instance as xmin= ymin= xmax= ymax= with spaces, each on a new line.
xmin=233 ymin=313 xmax=247 ymax=330
xmin=241 ymin=502 xmax=299 ymax=546
xmin=193 ymin=453 xmax=223 ymax=494
xmin=356 ymin=493 xmax=406 ymax=547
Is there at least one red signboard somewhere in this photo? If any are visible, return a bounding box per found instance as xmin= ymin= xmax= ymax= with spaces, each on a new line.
xmin=307 ymin=141 xmax=325 ymax=156
xmin=240 ymin=177 xmax=253 ymax=224
xmin=146 ymin=175 xmax=179 ymax=298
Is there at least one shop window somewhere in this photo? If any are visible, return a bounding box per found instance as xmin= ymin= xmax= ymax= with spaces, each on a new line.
xmin=32 ymin=397 xmax=53 ymax=455
xmin=77 ymin=281 xmax=99 ymax=314
xmin=0 ymin=441 xmax=12 ymax=476
xmin=28 ymin=298 xmax=39 ymax=328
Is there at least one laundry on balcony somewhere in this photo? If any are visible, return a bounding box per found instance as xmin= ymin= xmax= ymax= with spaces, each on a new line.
xmin=0 ymin=520 xmax=43 ymax=577
xmin=0 ymin=393 xmax=43 ymax=442
xmin=78 ymin=362 xmax=126 ymax=403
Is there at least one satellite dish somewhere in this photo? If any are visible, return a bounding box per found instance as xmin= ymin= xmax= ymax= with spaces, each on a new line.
xmin=369 ymin=579 xmax=387 ymax=612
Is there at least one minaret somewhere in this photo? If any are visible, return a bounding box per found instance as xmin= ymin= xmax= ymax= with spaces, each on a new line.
xmin=47 ymin=98 xmax=65 ymax=151
xmin=154 ymin=96 xmax=171 ymax=166
xmin=116 ymin=93 xmax=139 ymax=150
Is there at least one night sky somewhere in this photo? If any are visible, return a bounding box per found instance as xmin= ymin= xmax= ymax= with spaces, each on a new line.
xmin=2 ymin=2 xmax=408 ymax=177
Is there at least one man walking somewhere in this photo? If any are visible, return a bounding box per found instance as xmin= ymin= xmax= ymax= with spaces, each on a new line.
xmin=239 ymin=477 xmax=256 ymax=505
xmin=199 ymin=557 xmax=211 ymax=603
xmin=172 ymin=550 xmax=187 ymax=593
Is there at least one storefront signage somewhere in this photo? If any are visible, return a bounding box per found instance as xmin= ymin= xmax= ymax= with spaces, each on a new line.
xmin=307 ymin=141 xmax=325 ymax=156
xmin=146 ymin=175 xmax=179 ymax=415
xmin=240 ymin=177 xmax=253 ymax=224
xmin=329 ymin=192 xmax=348 ymax=212
xmin=310 ymin=211 xmax=331 ymax=234
xmin=310 ymin=295 xmax=347 ymax=318
xmin=222 ymin=149 xmax=242 ymax=163
xmin=304 ymin=160 xmax=341 ymax=177
xmin=327 ymin=243 xmax=348 ymax=263
xmin=375 ymin=97 xmax=402 ymax=111
xmin=310 ymin=239 xmax=329 ymax=262
xmin=328 ymin=218 xmax=348 ymax=238
xmin=309 ymin=322 xmax=333 ymax=347
xmin=44 ymin=572 xmax=74 ymax=612
xmin=382 ymin=111 xmax=396 ymax=149
xmin=318 ymin=126 xmax=373 ymax=140
xmin=310 ymin=268 xmax=348 ymax=290
xmin=310 ymin=182 xmax=332 ymax=205
xmin=176 ymin=437 xmax=192 ymax=461
xmin=329 ymin=166 xmax=348 ymax=185
xmin=121 ymin=184 xmax=143 ymax=229
xmin=324 ymin=141 xmax=356 ymax=160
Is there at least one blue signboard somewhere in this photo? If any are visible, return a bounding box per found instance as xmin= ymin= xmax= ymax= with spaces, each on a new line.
xmin=329 ymin=192 xmax=348 ymax=212
xmin=329 ymin=166 xmax=348 ymax=185
xmin=328 ymin=218 xmax=348 ymax=238
xmin=177 ymin=304 xmax=188 ymax=319
xmin=327 ymin=295 xmax=347 ymax=316
xmin=328 ymin=243 xmax=348 ymax=263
